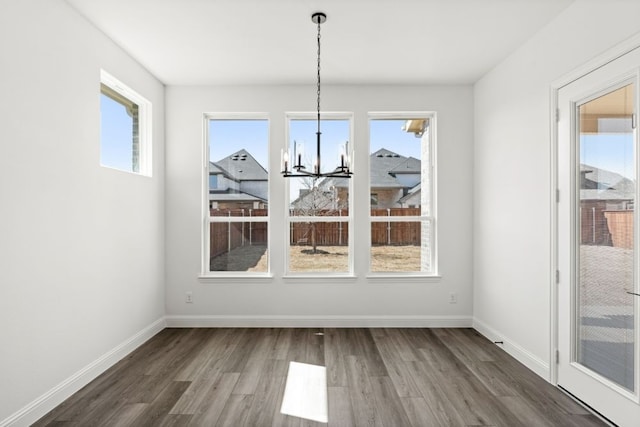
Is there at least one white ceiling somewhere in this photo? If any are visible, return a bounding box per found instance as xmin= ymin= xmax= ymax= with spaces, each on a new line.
xmin=65 ymin=0 xmax=575 ymax=86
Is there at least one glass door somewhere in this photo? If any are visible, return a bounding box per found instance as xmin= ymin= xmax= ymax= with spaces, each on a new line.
xmin=557 ymin=58 xmax=640 ymax=427
xmin=576 ymin=84 xmax=635 ymax=390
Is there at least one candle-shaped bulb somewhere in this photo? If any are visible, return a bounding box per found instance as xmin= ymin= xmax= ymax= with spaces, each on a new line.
xmin=282 ymin=149 xmax=289 ymax=172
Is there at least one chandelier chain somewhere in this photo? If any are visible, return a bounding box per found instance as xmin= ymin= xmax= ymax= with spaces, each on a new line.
xmin=281 ymin=12 xmax=352 ymax=179
xmin=316 ymin=19 xmax=321 ymax=130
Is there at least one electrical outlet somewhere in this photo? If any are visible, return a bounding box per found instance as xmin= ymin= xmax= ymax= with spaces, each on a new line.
xmin=449 ymin=292 xmax=457 ymax=304
xmin=185 ymin=291 xmax=193 ymax=303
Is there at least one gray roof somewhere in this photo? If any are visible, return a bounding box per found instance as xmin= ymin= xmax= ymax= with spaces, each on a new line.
xmin=315 ymin=148 xmax=422 ymax=190
xmin=209 ymin=162 xmax=226 ymax=175
xmin=212 ymin=149 xmax=267 ymax=181
xmin=209 ymin=191 xmax=265 ymax=202
xmin=319 ymin=176 xmax=350 ymax=189
xmin=370 ymin=148 xmax=419 ymax=188
xmin=580 ymin=164 xmax=635 ymax=201
xmin=580 ymin=189 xmax=634 ymax=201
xmin=397 ymin=183 xmax=421 ymax=204
xmin=389 ymin=156 xmax=421 ymax=174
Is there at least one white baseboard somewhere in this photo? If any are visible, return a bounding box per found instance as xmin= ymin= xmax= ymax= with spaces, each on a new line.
xmin=0 ymin=317 xmax=166 ymax=427
xmin=473 ymin=317 xmax=550 ymax=381
xmin=165 ymin=314 xmax=473 ymax=328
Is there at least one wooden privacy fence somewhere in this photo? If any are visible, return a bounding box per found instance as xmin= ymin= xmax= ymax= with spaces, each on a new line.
xmin=604 ymin=210 xmax=633 ymax=249
xmin=289 ymin=208 xmax=421 ymax=246
xmin=209 ymin=209 xmax=268 ymax=259
xmin=290 ymin=220 xmax=349 ymax=246
xmin=370 ymin=208 xmax=421 ymax=246
xmin=210 ymin=208 xmax=422 ymax=258
xmin=580 ymin=201 xmax=633 ymax=249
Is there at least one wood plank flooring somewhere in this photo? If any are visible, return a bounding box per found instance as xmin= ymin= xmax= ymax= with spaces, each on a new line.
xmin=33 ymin=328 xmax=605 ymax=426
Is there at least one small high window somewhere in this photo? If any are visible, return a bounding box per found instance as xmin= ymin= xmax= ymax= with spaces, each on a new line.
xmin=100 ymin=71 xmax=151 ymax=176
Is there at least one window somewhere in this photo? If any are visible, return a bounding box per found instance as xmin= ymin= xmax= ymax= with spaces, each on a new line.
xmin=286 ymin=114 xmax=353 ymax=274
xmin=200 ymin=111 xmax=436 ymax=279
xmin=100 ymin=70 xmax=151 ymax=175
xmin=369 ymin=114 xmax=436 ymax=274
xmin=204 ymin=115 xmax=269 ymax=274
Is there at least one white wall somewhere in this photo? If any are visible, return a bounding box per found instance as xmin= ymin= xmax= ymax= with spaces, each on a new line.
xmin=165 ymin=85 xmax=473 ymax=323
xmin=473 ymin=0 xmax=640 ymax=377
xmin=0 ymin=1 xmax=165 ymax=423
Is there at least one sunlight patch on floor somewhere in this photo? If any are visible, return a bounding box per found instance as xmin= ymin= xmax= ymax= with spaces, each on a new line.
xmin=280 ymin=361 xmax=328 ymax=423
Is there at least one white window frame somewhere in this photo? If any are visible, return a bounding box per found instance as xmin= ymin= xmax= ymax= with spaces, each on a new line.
xmin=367 ymin=111 xmax=438 ymax=277
xmin=99 ymin=70 xmax=152 ymax=176
xmin=284 ymin=112 xmax=355 ymax=277
xmin=201 ymin=113 xmax=271 ymax=278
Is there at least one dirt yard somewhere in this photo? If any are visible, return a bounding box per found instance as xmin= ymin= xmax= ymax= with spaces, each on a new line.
xmin=211 ymin=244 xmax=423 ymax=272
xmin=580 ymin=244 xmax=634 ymax=307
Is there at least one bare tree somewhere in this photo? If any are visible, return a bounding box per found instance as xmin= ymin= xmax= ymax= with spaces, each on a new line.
xmin=291 ymin=176 xmax=346 ymax=254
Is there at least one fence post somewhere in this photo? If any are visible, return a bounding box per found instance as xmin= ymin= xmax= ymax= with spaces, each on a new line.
xmin=249 ymin=209 xmax=252 ymax=246
xmin=339 ymin=209 xmax=342 ymax=245
xmin=227 ymin=210 xmax=231 ymax=253
xmin=592 ymin=206 xmax=595 ymax=243
xmin=241 ymin=209 xmax=245 ymax=246
xmin=387 ymin=208 xmax=391 ymax=245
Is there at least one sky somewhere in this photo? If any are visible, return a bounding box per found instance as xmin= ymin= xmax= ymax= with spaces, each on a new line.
xmin=208 ymin=118 xmax=426 ymax=202
xmin=369 ymin=119 xmax=423 ymax=160
xmin=100 ymin=94 xmax=135 ymax=172
xmin=580 ymin=133 xmax=635 ymax=181
xmin=209 ymin=119 xmax=270 ymax=168
xmin=208 ymin=118 xmax=424 ymax=170
xmin=101 ymin=102 xmax=636 ymax=187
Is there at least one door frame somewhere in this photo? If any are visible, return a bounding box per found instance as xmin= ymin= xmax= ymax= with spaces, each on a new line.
xmin=551 ymin=35 xmax=640 ymax=386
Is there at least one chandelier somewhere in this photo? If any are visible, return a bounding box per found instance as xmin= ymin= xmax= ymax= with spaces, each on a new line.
xmin=281 ymin=12 xmax=353 ymax=179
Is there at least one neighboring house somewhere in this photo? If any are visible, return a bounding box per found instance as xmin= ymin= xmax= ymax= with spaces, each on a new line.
xmin=290 ymin=177 xmax=348 ymax=213
xmin=369 ymin=148 xmax=422 ymax=208
xmin=580 ymin=163 xmax=634 ymax=247
xmin=291 ymin=148 xmax=421 ymax=210
xmin=397 ymin=183 xmax=421 ymax=208
xmin=209 ymin=149 xmax=268 ymax=210
xmin=580 ymin=163 xmax=634 ymax=207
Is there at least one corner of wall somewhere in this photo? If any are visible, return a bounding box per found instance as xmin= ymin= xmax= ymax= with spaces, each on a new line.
xmin=473 ymin=317 xmax=550 ymax=382
xmin=0 ymin=318 xmax=166 ymax=427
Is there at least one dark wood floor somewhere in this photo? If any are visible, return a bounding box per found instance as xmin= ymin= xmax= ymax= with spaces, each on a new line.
xmin=34 ymin=328 xmax=605 ymax=426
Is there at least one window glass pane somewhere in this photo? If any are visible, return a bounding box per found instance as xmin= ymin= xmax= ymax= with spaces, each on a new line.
xmin=370 ymin=119 xmax=429 ymax=212
xmin=290 ymin=177 xmax=348 ymax=216
xmin=286 ymin=117 xmax=352 ymax=275
xmin=209 ymin=119 xmax=269 ymax=212
xmin=288 ymin=119 xmax=350 ymax=212
xmin=208 ymin=119 xmax=269 ymax=273
xmin=369 ymin=117 xmax=433 ymax=274
xmin=209 ymin=219 xmax=268 ymax=272
xmin=370 ymin=220 xmax=432 ymax=272
xmin=100 ymin=84 xmax=139 ymax=173
xmin=289 ymin=221 xmax=349 ymax=273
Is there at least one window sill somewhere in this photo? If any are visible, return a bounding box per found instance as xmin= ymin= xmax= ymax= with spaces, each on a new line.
xmin=366 ymin=274 xmax=442 ymax=284
xmin=198 ymin=273 xmax=274 ymax=284
xmin=282 ymin=274 xmax=358 ymax=284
